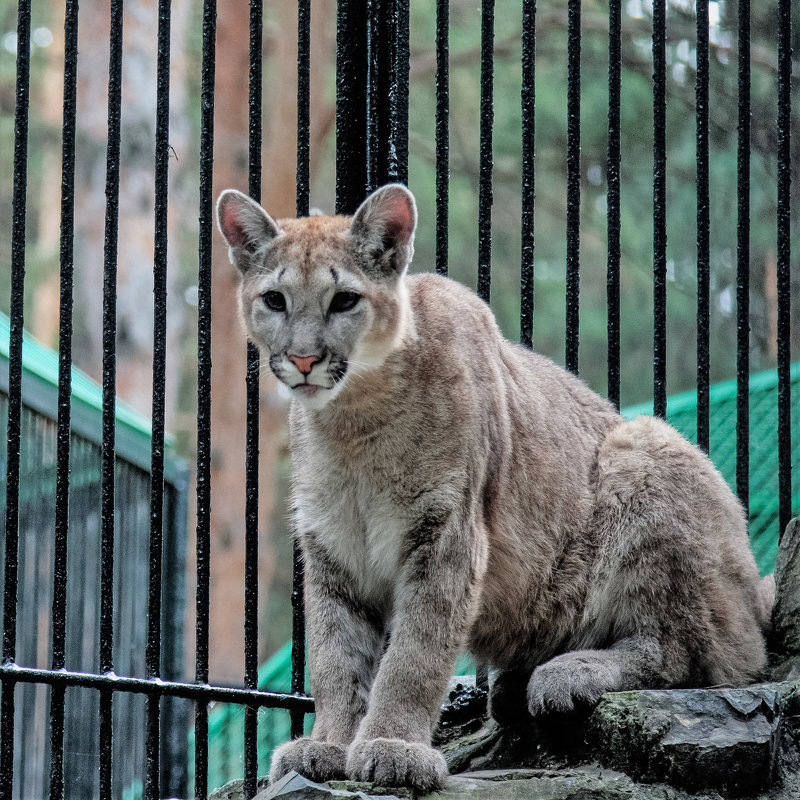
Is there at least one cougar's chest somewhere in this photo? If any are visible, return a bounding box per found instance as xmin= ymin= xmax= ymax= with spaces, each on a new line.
xmin=293 ymin=434 xmax=412 ymax=605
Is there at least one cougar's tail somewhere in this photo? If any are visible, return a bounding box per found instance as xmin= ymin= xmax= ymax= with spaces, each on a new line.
xmin=756 ymin=574 xmax=775 ymax=633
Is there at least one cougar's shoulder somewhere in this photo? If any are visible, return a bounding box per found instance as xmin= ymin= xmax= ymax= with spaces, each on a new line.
xmin=406 ymin=272 xmax=504 ymax=347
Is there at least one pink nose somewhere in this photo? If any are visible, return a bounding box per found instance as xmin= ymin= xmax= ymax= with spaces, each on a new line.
xmin=288 ymin=354 xmax=321 ymax=376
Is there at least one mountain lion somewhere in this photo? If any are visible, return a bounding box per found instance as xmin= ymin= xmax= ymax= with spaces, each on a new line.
xmin=216 ymin=184 xmax=771 ymax=793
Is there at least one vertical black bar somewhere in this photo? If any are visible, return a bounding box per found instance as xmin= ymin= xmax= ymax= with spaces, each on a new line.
xmin=435 ymin=0 xmax=449 ymax=276
xmin=53 ymin=0 xmax=79 ymax=677
xmin=99 ymin=1 xmax=125 ymax=797
xmin=1 ymin=2 xmax=30 ymax=797
xmin=98 ymin=682 xmax=113 ymax=800
xmin=195 ymin=0 xmax=216 ymax=797
xmin=736 ymin=0 xmax=750 ymax=512
xmin=297 ymin=0 xmax=311 ymax=218
xmin=50 ymin=2 xmax=80 ymax=797
xmin=160 ymin=476 xmax=189 ymax=797
xmin=520 ymin=0 xmax=536 ymax=350
xmin=695 ymin=0 xmax=710 ymax=452
xmin=101 ymin=0 xmax=125 ymax=689
xmin=606 ymin=0 xmax=621 ymax=406
xmin=477 ymin=0 xmax=495 ymax=304
xmin=249 ymin=0 xmax=263 ymax=204
xmin=336 ymin=0 xmax=369 ymax=213
xmin=776 ymin=0 xmax=792 ymax=539
xmin=243 ymin=346 xmax=260 ymax=798
xmin=290 ymin=541 xmax=306 ymax=740
xmin=652 ymin=0 xmax=667 ymax=418
xmin=0 ymin=681 xmax=15 ymax=800
xmin=193 ymin=702 xmax=209 ymax=800
xmin=49 ymin=689 xmax=66 ymax=800
xmin=146 ymin=1 xmax=172 ymax=797
xmin=565 ymin=0 xmax=581 ymax=374
xmin=2 ymin=0 xmax=31 ymax=671
xmin=244 ymin=2 xmax=263 ymax=795
xmin=290 ymin=0 xmax=311 ymax=743
xmin=391 ymin=0 xmax=410 ymax=186
xmin=365 ymin=0 xmax=379 ymax=192
xmin=366 ymin=0 xmax=409 ymax=190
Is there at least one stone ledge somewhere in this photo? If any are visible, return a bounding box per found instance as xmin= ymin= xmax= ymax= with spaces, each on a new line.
xmin=588 ymin=685 xmax=783 ymax=795
xmin=211 ymin=677 xmax=798 ymax=800
xmin=231 ymin=766 xmax=728 ymax=800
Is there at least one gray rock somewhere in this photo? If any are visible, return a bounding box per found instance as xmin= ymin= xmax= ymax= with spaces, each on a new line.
xmin=208 ymin=778 xmax=257 ymax=800
xmin=256 ymin=767 xmax=723 ymax=800
xmin=439 ymin=767 xmax=720 ymax=800
xmin=440 ymin=720 xmax=502 ymax=773
xmin=257 ymin=772 xmax=408 ymax=800
xmin=433 ymin=679 xmax=488 ymax=748
xmin=445 ymin=675 xmax=476 ymax=693
xmin=772 ymin=518 xmax=800 ymax=661
xmin=588 ymin=686 xmax=782 ymax=796
xmin=443 ymin=708 xmax=597 ymax=775
xmin=769 ymin=656 xmax=800 ymax=682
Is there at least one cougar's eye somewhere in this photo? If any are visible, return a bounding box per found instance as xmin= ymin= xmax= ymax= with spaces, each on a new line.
xmin=330 ymin=292 xmax=360 ymax=313
xmin=263 ymin=291 xmax=286 ymax=312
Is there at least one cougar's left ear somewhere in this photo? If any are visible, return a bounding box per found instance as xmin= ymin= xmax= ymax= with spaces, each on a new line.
xmin=216 ymin=189 xmax=282 ymax=274
xmin=350 ymin=184 xmax=417 ymax=279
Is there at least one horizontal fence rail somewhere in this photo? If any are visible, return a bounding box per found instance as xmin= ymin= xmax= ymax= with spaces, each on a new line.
xmin=0 ymin=663 xmax=315 ymax=710
xmin=1 ymin=1 xmax=795 ymax=799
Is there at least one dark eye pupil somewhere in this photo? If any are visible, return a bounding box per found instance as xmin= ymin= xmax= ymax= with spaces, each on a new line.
xmin=331 ymin=292 xmax=360 ymax=313
xmin=264 ymin=291 xmax=286 ymax=311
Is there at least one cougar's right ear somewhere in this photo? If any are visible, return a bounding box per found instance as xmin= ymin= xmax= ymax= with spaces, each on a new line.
xmin=350 ymin=184 xmax=417 ymax=280
xmin=216 ymin=189 xmax=281 ymax=274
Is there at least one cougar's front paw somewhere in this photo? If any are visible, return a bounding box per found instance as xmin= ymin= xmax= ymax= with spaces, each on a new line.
xmin=346 ymin=737 xmax=448 ymax=793
xmin=269 ymin=737 xmax=346 ymax=784
xmin=527 ymin=651 xmax=622 ymax=715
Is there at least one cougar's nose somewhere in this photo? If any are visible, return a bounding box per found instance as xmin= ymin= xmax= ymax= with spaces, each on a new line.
xmin=288 ymin=354 xmax=322 ymax=376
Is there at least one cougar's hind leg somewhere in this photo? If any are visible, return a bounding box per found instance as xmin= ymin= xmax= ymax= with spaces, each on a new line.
xmin=489 ymin=668 xmax=533 ymax=726
xmin=526 ymin=417 xmax=729 ymax=717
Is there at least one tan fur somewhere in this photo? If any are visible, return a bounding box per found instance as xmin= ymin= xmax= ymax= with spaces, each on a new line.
xmin=216 ymin=185 xmax=769 ymax=793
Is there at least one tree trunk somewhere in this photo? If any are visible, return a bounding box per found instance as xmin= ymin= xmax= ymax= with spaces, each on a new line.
xmin=55 ymin=0 xmax=192 ymax=430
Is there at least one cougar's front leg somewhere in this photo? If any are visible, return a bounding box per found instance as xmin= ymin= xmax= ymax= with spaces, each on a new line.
xmin=346 ymin=509 xmax=485 ymax=793
xmin=269 ymin=542 xmax=385 ymax=785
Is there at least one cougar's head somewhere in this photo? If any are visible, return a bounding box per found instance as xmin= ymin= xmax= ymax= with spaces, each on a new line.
xmin=216 ymin=184 xmax=417 ymax=410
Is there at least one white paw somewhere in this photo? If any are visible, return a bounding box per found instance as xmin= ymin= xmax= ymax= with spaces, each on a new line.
xmin=346 ymin=737 xmax=448 ymax=792
xmin=269 ymin=737 xmax=347 ymax=784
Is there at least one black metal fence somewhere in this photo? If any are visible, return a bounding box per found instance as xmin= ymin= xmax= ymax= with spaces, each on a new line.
xmin=1 ymin=1 xmax=795 ymax=799
xmin=0 ymin=389 xmax=189 ymax=798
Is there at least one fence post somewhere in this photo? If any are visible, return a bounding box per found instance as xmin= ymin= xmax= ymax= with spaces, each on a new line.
xmin=336 ymin=0 xmax=409 ymax=214
xmin=1 ymin=0 xmax=31 ymax=795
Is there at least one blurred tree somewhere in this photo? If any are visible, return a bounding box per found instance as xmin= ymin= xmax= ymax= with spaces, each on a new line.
xmin=24 ymin=0 xmax=193 ymax=423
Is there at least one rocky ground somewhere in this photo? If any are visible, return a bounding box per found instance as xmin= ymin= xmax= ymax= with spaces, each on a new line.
xmin=210 ymin=520 xmax=800 ymax=800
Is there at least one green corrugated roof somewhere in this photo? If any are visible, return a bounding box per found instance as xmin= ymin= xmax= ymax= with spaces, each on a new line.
xmin=0 ymin=311 xmax=178 ymax=478
xmin=623 ymin=362 xmax=800 ymax=576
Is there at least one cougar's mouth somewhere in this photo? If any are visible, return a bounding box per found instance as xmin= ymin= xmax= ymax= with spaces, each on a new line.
xmin=294 ymin=384 xmax=323 ymax=399
xmin=276 ymin=354 xmax=351 ymax=407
